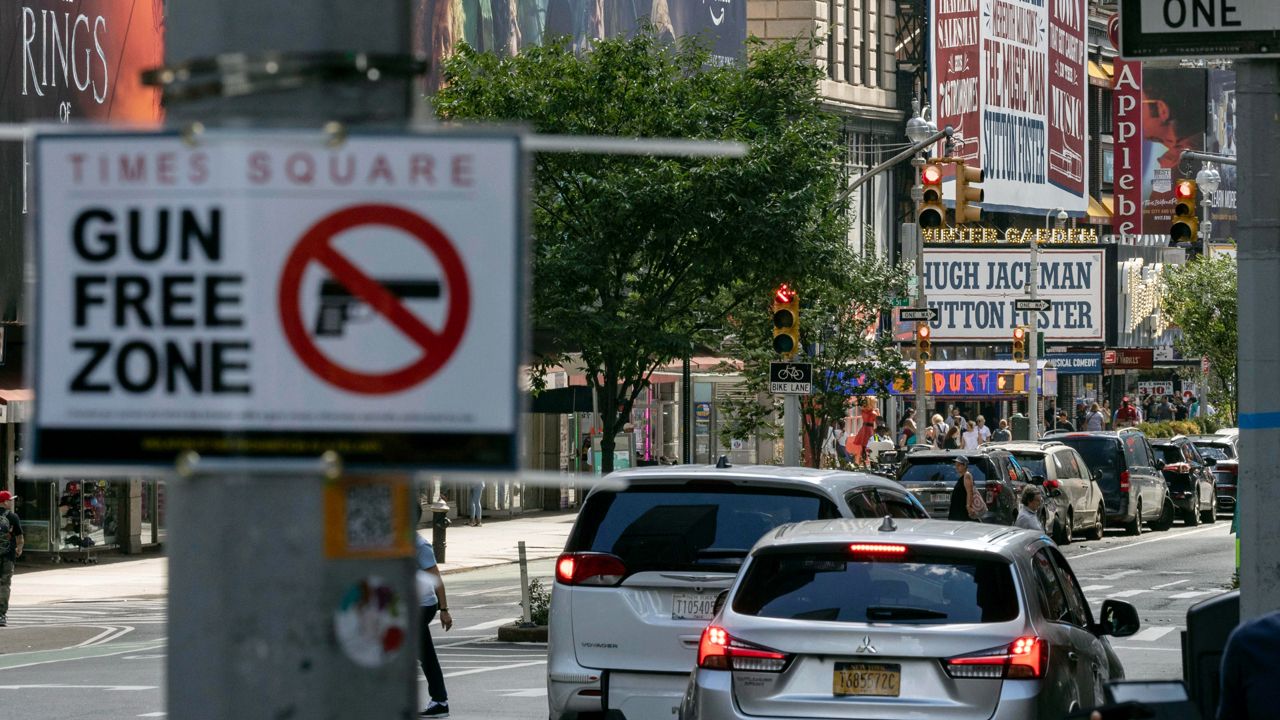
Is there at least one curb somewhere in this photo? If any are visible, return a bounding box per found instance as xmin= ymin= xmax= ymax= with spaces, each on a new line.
xmin=496 ymin=622 xmax=548 ymax=642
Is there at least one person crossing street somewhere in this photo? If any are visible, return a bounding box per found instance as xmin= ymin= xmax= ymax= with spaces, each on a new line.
xmin=0 ymin=490 xmax=25 ymax=628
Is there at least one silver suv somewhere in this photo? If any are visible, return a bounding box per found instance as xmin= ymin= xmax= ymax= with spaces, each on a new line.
xmin=1003 ymin=441 xmax=1106 ymax=544
xmin=680 ymin=518 xmax=1140 ymax=719
xmin=547 ymin=465 xmax=929 ymax=720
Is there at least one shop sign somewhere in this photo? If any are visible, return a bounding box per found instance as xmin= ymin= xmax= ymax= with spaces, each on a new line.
xmin=1046 ymin=352 xmax=1102 ymax=374
xmin=1137 ymin=381 xmax=1175 ymax=399
xmin=29 ymin=130 xmax=524 ymax=470
xmin=845 ymin=368 xmax=1055 ymax=397
xmin=918 ymin=247 xmax=1105 ymax=342
xmin=1103 ymin=348 xmax=1154 ymax=369
xmin=923 ymin=227 xmax=1099 ymax=244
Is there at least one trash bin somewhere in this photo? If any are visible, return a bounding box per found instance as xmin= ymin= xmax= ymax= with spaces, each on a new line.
xmin=1010 ymin=414 xmax=1030 ymax=441
xmin=1182 ymin=589 xmax=1238 ymax=720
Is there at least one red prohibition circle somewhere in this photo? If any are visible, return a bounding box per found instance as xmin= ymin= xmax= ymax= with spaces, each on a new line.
xmin=279 ymin=204 xmax=472 ymax=395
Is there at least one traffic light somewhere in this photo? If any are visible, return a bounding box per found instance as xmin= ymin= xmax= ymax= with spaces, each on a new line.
xmin=1012 ymin=326 xmax=1027 ymax=363
xmin=771 ymin=283 xmax=800 ymax=358
xmin=954 ymin=162 xmax=984 ymax=224
xmin=1170 ymin=179 xmax=1199 ymax=245
xmin=915 ymin=322 xmax=932 ymax=362
xmin=917 ymin=163 xmax=946 ymax=229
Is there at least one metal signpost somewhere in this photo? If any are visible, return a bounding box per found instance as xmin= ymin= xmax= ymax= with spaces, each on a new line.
xmin=1118 ymin=0 xmax=1280 ymax=617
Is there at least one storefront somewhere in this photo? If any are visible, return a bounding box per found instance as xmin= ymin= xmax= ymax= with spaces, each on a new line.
xmin=848 ymin=361 xmax=1059 ymax=429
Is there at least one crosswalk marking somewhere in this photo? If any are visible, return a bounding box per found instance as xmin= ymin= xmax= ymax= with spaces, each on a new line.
xmin=1128 ymin=626 xmax=1178 ymax=643
xmin=457 ymin=618 xmax=517 ymax=631
xmin=1152 ymin=579 xmax=1192 ymax=590
xmin=1080 ymin=585 xmax=1113 ymax=592
xmin=1169 ymin=590 xmax=1216 ymax=600
xmin=1107 ymin=589 xmax=1149 ymax=598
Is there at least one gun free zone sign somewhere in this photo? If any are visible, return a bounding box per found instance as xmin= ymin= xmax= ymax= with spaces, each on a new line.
xmin=31 ymin=131 xmax=523 ymax=470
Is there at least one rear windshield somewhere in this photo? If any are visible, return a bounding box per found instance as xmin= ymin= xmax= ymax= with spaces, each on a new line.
xmin=734 ymin=549 xmax=1019 ymax=624
xmin=568 ymin=485 xmax=840 ymax=573
xmin=1010 ymin=452 xmax=1047 ymax=480
xmin=1195 ymin=444 xmax=1233 ymax=461
xmin=1213 ymin=471 xmax=1236 ymax=485
xmin=1058 ymin=438 xmax=1120 ymax=486
xmin=899 ymin=459 xmax=993 ymax=486
xmin=1154 ymin=445 xmax=1184 ymax=465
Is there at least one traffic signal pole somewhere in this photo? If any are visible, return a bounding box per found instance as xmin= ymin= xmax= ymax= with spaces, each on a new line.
xmin=1028 ymin=233 xmax=1040 ymax=439
xmin=1235 ymin=60 xmax=1280 ymax=620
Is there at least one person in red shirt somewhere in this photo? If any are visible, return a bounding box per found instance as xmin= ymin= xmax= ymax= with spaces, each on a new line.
xmin=1114 ymin=397 xmax=1140 ymax=428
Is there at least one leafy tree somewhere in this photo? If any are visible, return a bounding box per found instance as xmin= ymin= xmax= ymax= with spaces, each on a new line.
xmin=435 ymin=31 xmax=851 ymax=471
xmin=717 ymin=251 xmax=911 ymax=468
xmin=1162 ymin=256 xmax=1237 ymax=422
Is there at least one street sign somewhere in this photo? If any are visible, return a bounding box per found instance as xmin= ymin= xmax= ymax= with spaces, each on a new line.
xmin=1015 ymin=298 xmax=1053 ymax=312
xmin=900 ymin=308 xmax=939 ymax=323
xmin=891 ymin=297 xmax=911 ymax=307
xmin=30 ymin=130 xmax=525 ymax=470
xmin=769 ymin=361 xmax=813 ymax=395
xmin=1120 ymin=0 xmax=1280 ymax=59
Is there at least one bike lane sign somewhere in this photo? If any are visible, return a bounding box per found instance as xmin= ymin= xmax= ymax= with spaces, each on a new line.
xmin=29 ymin=130 xmax=524 ymax=471
xmin=770 ymin=362 xmax=813 ymax=394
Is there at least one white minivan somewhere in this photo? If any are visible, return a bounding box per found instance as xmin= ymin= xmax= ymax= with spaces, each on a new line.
xmin=547 ymin=464 xmax=930 ymax=719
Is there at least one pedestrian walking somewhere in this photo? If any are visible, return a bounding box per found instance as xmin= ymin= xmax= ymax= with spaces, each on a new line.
xmin=1054 ymin=411 xmax=1076 ymax=432
xmin=0 ymin=490 xmax=24 ymax=627
xmin=948 ymin=458 xmax=986 ymax=522
xmin=931 ymin=414 xmax=949 ymax=449
xmin=975 ymin=415 xmax=991 ymax=443
xmin=1115 ymin=397 xmax=1140 ymax=428
xmin=1015 ymin=485 xmax=1045 ymax=532
xmin=1101 ymin=399 xmax=1113 ymax=429
xmin=961 ymin=421 xmax=982 ymax=450
xmin=1083 ymin=402 xmax=1105 ymax=431
xmin=943 ymin=423 xmax=963 ymax=450
xmin=467 ymin=479 xmax=484 ymax=527
xmin=898 ymin=409 xmax=918 ymax=448
xmin=414 ymin=503 xmax=453 ymax=717
xmin=991 ymin=419 xmax=1012 ymax=442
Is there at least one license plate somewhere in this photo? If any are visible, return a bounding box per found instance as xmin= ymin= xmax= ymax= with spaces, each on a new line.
xmin=833 ymin=662 xmax=901 ymax=697
xmin=671 ymin=592 xmax=718 ymax=621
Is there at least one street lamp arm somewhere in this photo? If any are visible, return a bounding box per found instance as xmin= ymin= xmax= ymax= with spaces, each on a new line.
xmin=830 ymin=126 xmax=954 ymax=210
xmin=1182 ymin=150 xmax=1237 ymax=166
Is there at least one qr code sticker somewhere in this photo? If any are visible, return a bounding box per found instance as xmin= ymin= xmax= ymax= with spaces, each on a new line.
xmin=345 ymin=484 xmax=394 ymax=551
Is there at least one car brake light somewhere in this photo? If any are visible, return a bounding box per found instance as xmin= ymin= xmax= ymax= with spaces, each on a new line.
xmin=945 ymin=636 xmax=1046 ymax=679
xmin=555 ymin=552 xmax=627 ymax=586
xmin=697 ymin=625 xmax=790 ymax=672
xmin=1043 ymin=479 xmax=1061 ymax=491
xmin=1119 ymin=471 xmax=1131 ymax=493
xmin=849 ymin=543 xmax=908 ymax=555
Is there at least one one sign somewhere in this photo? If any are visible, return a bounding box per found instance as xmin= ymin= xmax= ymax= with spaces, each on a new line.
xmin=30 ymin=130 xmax=524 ymax=469
xmin=1120 ymin=0 xmax=1280 ymax=59
xmin=915 ymin=246 xmax=1106 ymax=342
xmin=1103 ymin=348 xmax=1154 ymax=369
xmin=1015 ymin=298 xmax=1053 ymax=312
xmin=769 ymin=362 xmax=813 ymax=394
xmin=900 ymin=307 xmax=939 ymax=322
xmin=930 ymin=0 xmax=1088 ymax=214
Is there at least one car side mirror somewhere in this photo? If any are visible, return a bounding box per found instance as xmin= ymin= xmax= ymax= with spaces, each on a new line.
xmin=1205 ymin=457 xmax=1217 ymax=467
xmin=1092 ymin=470 xmax=1103 ymax=484
xmin=1154 ymin=459 xmax=1165 ymax=471
xmin=1031 ymin=475 xmax=1046 ymax=485
xmin=1097 ymin=599 xmax=1141 ymax=637
xmin=713 ymin=590 xmax=729 ymax=616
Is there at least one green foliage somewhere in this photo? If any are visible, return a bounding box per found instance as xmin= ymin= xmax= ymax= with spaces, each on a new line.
xmin=717 ymin=251 xmax=912 ymax=467
xmin=1135 ymin=420 xmax=1204 ymax=438
xmin=520 ymin=578 xmax=551 ymax=626
xmin=1162 ymin=257 xmax=1237 ymax=422
xmin=436 ymin=31 xmax=852 ymax=471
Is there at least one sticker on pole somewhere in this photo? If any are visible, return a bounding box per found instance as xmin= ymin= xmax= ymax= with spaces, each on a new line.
xmin=279 ymin=204 xmax=472 ymax=395
xmin=334 ymin=576 xmax=408 ymax=668
xmin=29 ymin=130 xmax=523 ymax=470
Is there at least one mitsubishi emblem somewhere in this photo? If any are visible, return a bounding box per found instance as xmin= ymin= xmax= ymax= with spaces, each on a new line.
xmin=856 ymin=636 xmax=878 ymax=654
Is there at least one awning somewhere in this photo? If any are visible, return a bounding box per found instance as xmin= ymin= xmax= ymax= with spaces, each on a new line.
xmin=1089 ymin=59 xmax=1113 ymax=87
xmin=0 ymin=387 xmax=32 ymax=424
xmin=1084 ymin=195 xmax=1113 ymax=225
xmin=527 ymin=385 xmax=593 ymax=414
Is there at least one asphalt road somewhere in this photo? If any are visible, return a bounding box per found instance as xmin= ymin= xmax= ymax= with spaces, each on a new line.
xmin=2 ymin=521 xmax=1236 ymax=719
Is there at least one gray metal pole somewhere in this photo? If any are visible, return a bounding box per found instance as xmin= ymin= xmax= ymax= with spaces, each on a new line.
xmin=783 ymin=394 xmax=800 ymax=466
xmin=682 ymin=355 xmax=693 ymax=463
xmin=1236 ymin=60 xmax=1280 ymax=620
xmin=910 ymin=222 xmax=928 ymax=424
xmin=1028 ymin=229 xmax=1041 ymax=439
xmin=518 ymin=541 xmax=532 ymax=625
xmin=162 ymin=2 xmax=420 ymax=717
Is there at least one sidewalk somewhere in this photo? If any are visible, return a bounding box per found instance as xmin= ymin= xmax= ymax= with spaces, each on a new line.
xmin=8 ymin=509 xmax=577 ymax=608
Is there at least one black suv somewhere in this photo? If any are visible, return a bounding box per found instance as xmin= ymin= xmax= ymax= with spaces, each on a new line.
xmin=894 ymin=448 xmax=1027 ymax=525
xmin=1055 ymin=429 xmax=1174 ymax=535
xmin=1151 ymin=436 xmax=1219 ymax=525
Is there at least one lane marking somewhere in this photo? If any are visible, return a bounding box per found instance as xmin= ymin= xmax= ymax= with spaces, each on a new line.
xmin=1080 ymin=585 xmax=1113 ymax=592
xmin=0 ymin=684 xmax=156 ymax=691
xmin=1169 ymin=590 xmax=1217 ymax=600
xmin=442 ymin=660 xmax=546 ymax=678
xmin=1068 ymin=524 xmax=1230 ymax=560
xmin=1152 ymin=579 xmax=1192 ymax=590
xmin=457 ymin=618 xmax=517 ymax=631
xmin=453 ymin=585 xmax=521 ymax=597
xmin=1112 ymin=646 xmax=1182 ymax=652
xmin=1129 ymin=626 xmax=1179 ymax=643
xmin=0 ymin=641 xmax=166 ymax=672
xmin=494 ymin=688 xmax=547 ymax=697
xmin=138 ymin=713 xmax=167 ymax=717
xmin=1107 ymin=589 xmax=1149 ymax=598
xmin=1099 ymin=570 xmax=1143 ymax=581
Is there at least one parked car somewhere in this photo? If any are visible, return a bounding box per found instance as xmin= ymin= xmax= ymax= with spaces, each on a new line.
xmin=1188 ymin=434 xmax=1237 ymax=463
xmin=1213 ymin=459 xmax=1238 ymax=515
xmin=679 ymin=518 xmax=1140 ymax=720
xmin=894 ymin=448 xmax=1025 ymax=525
xmin=547 ymin=464 xmax=929 ymax=720
xmin=1150 ymin=436 xmax=1219 ymax=525
xmin=1054 ymin=430 xmax=1174 ymax=535
xmin=1003 ymin=440 xmax=1106 ymax=544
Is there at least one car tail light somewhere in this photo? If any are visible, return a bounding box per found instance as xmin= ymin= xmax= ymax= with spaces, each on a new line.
xmin=944 ymin=636 xmax=1047 ymax=679
xmin=698 ymin=625 xmax=790 ymax=672
xmin=1043 ymin=479 xmax=1061 ymax=491
xmin=1119 ymin=471 xmax=1131 ymax=493
xmin=555 ymin=552 xmax=627 ymax=586
xmin=849 ymin=543 xmax=908 ymax=555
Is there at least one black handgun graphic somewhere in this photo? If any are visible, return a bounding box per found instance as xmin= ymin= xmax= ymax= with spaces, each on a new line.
xmin=314 ymin=278 xmax=441 ymax=337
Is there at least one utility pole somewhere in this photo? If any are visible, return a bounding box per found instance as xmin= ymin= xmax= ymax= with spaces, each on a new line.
xmin=1236 ymin=59 xmax=1280 ymax=620
xmin=1030 ymin=209 xmax=1066 ymax=438
xmin=911 ymin=220 xmax=928 ymax=421
xmin=156 ymin=2 xmax=421 ymax=717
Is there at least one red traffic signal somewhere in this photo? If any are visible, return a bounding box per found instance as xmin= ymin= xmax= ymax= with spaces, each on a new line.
xmin=917 ymin=163 xmax=946 ymax=229
xmin=773 ymin=283 xmax=796 ymax=304
xmin=921 ymin=164 xmax=943 ymax=185
xmin=1175 ymin=179 xmax=1196 ymax=199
